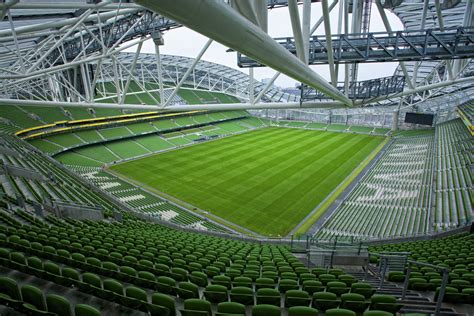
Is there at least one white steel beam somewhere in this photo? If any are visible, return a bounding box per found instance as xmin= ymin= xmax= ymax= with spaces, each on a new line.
xmin=254 ymin=72 xmax=281 ymax=103
xmin=288 ymin=0 xmax=306 ymax=62
xmin=0 ymin=98 xmax=344 ymax=111
xmin=322 ymin=0 xmax=337 ymax=86
xmin=310 ymin=0 xmax=338 ymax=35
xmin=0 ymin=0 xmax=19 ymax=23
xmin=0 ymin=2 xmax=140 ymax=10
xmin=434 ymin=0 xmax=454 ymax=80
xmin=0 ymin=8 xmax=139 ymax=37
xmin=154 ymin=43 xmax=165 ymax=106
xmin=249 ymin=67 xmax=255 ymax=105
xmin=302 ymin=0 xmax=312 ymax=64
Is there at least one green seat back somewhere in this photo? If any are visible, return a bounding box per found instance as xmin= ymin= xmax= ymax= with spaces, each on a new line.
xmin=21 ymin=285 xmax=46 ymax=311
xmin=152 ymin=293 xmax=176 ymax=316
xmin=46 ymin=294 xmax=72 ymax=316
xmin=288 ymin=306 xmax=319 ymax=316
xmin=217 ymin=302 xmax=246 ymax=315
xmin=326 ymin=308 xmax=356 ymax=316
xmin=75 ymin=304 xmax=101 ymax=316
xmin=252 ymin=304 xmax=281 ymax=316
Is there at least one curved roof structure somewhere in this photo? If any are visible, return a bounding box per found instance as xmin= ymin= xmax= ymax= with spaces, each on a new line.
xmin=0 ymin=0 xmax=472 ymax=112
xmin=110 ymin=52 xmax=299 ymax=103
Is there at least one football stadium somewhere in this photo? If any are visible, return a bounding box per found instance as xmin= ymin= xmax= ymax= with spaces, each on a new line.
xmin=0 ymin=0 xmax=473 ymax=315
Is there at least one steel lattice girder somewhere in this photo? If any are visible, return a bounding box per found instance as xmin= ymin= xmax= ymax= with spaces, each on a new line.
xmin=301 ymin=75 xmax=406 ymax=100
xmin=40 ymin=0 xmax=314 ymax=66
xmin=238 ymin=27 xmax=474 ymax=67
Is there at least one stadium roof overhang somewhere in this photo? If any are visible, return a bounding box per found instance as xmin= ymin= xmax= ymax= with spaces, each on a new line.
xmin=0 ymin=0 xmax=472 ymax=112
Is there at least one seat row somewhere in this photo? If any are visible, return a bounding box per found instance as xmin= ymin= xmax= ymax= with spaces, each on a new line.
xmin=0 ymin=248 xmax=402 ymax=316
xmin=0 ymin=277 xmax=100 ymax=316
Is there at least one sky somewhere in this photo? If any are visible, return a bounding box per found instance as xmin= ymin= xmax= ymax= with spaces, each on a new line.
xmin=127 ymin=3 xmax=404 ymax=88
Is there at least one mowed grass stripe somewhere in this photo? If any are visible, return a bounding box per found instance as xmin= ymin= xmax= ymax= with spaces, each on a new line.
xmin=159 ymin=128 xmax=300 ymax=173
xmin=195 ymin=128 xmax=331 ymax=182
xmin=111 ymin=128 xmax=384 ymax=236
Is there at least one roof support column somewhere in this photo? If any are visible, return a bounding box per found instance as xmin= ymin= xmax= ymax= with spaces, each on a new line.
xmin=254 ymin=0 xmax=337 ymax=103
xmin=322 ymin=0 xmax=337 ymax=86
xmin=343 ymin=0 xmax=350 ymax=96
xmin=434 ymin=0 xmax=453 ymax=80
xmin=302 ymin=0 xmax=312 ymax=64
xmin=154 ymin=38 xmax=165 ymax=106
xmin=375 ymin=0 xmax=414 ymax=90
xmin=412 ymin=0 xmax=430 ymax=87
xmin=335 ymin=0 xmax=344 ymax=79
xmin=249 ymin=67 xmax=255 ymax=105
xmin=288 ymin=0 xmax=306 ymax=62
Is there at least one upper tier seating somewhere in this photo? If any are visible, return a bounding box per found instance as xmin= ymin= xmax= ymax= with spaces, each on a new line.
xmin=434 ymin=119 xmax=473 ymax=229
xmin=315 ymin=133 xmax=435 ymax=240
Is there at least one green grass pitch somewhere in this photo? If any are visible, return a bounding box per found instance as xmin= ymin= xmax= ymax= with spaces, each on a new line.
xmin=110 ymin=127 xmax=385 ymax=236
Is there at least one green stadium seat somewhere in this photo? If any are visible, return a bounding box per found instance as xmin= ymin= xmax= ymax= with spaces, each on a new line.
xmin=252 ymin=304 xmax=281 ymax=316
xmin=21 ymin=285 xmax=48 ymax=315
xmin=189 ymin=271 xmax=208 ymax=287
xmin=26 ymin=256 xmax=43 ymax=278
xmin=46 ymin=294 xmax=72 ymax=316
xmin=312 ymin=292 xmax=340 ymax=311
xmin=123 ymin=286 xmax=148 ymax=311
xmin=75 ymin=304 xmax=101 ymax=316
xmin=350 ymin=283 xmax=375 ymax=299
xmin=256 ymin=288 xmax=281 ymax=306
xmin=319 ymin=274 xmax=337 ymax=285
xmin=340 ymin=293 xmax=369 ymax=313
xmin=461 ymin=288 xmax=474 ymax=304
xmin=102 ymin=278 xmax=124 ymax=302
xmin=0 ymin=276 xmax=22 ymax=307
xmin=230 ymin=286 xmax=254 ymax=305
xmin=156 ymin=276 xmax=177 ymax=295
xmin=387 ymin=271 xmax=405 ymax=282
xmin=327 ymin=281 xmax=350 ymax=296
xmin=178 ymin=282 xmax=200 ymax=299
xmin=326 ymin=308 xmax=356 ymax=316
xmin=435 ymin=286 xmax=467 ymax=303
xmin=370 ymin=295 xmax=402 ymax=314
xmin=285 ymin=290 xmax=311 ymax=307
xmin=181 ymin=298 xmax=212 ymax=316
xmin=302 ymin=280 xmax=324 ymax=295
xmin=203 ymin=284 xmax=227 ymax=303
xmin=255 ymin=277 xmax=275 ymax=289
xmin=151 ymin=293 xmax=175 ymax=316
xmin=233 ymin=276 xmax=253 ymax=288
xmin=213 ymin=275 xmax=231 ymax=289
xmin=216 ymin=302 xmax=246 ymax=316
xmin=288 ymin=306 xmax=319 ymax=316
xmin=279 ymin=279 xmax=299 ymax=293
xmin=61 ymin=267 xmax=81 ymax=287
